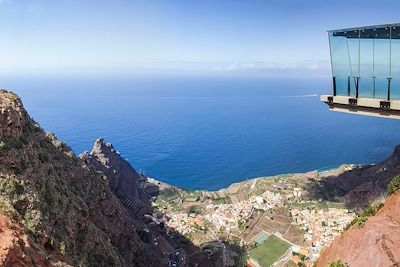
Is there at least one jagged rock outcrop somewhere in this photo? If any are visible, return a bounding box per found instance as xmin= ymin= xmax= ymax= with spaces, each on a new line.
xmin=0 ymin=90 xmax=162 ymax=266
xmin=82 ymin=139 xmax=141 ymax=200
xmin=317 ymin=191 xmax=400 ymax=267
xmin=80 ymin=139 xmax=150 ymax=217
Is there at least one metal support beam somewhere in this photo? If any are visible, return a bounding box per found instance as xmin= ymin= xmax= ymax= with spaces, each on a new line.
xmin=333 ymin=77 xmax=337 ymax=96
xmin=387 ymin=77 xmax=392 ymax=100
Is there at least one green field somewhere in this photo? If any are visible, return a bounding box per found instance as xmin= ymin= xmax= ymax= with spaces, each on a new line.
xmin=249 ymin=235 xmax=291 ymax=267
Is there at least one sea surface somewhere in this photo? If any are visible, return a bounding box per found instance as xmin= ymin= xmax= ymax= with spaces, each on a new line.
xmin=3 ymin=75 xmax=400 ymax=190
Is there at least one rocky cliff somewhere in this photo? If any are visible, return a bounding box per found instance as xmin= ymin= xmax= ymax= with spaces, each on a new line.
xmin=80 ymin=139 xmax=150 ymax=218
xmin=81 ymin=139 xmax=141 ymax=201
xmin=317 ymin=190 xmax=400 ymax=267
xmin=0 ymin=90 xmax=161 ymax=266
xmin=309 ymin=145 xmax=400 ymax=209
xmin=311 ymin=145 xmax=400 ymax=266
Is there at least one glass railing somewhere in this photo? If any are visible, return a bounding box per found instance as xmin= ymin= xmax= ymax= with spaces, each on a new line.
xmin=329 ymin=25 xmax=400 ymax=100
xmin=333 ymin=75 xmax=399 ymax=100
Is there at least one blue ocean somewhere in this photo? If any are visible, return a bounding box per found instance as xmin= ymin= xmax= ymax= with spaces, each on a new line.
xmin=4 ymin=75 xmax=400 ymax=190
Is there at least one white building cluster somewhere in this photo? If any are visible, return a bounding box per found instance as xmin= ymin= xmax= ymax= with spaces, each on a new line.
xmin=290 ymin=207 xmax=356 ymax=261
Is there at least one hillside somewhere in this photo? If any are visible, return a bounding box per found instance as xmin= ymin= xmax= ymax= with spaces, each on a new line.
xmin=0 ymin=90 xmax=161 ymax=266
xmin=317 ymin=190 xmax=400 ymax=267
xmin=307 ymin=146 xmax=400 ymax=210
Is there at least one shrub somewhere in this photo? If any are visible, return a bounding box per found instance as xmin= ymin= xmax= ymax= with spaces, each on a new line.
xmin=0 ymin=198 xmax=18 ymax=220
xmin=184 ymin=232 xmax=194 ymax=241
xmin=0 ymin=141 xmax=6 ymax=151
xmin=187 ymin=205 xmax=203 ymax=215
xmin=238 ymin=220 xmax=247 ymax=231
xmin=354 ymin=216 xmax=369 ymax=228
xmin=329 ymin=260 xmax=346 ymax=267
xmin=0 ymin=178 xmax=24 ymax=196
xmin=387 ymin=175 xmax=400 ymax=195
xmin=214 ymin=196 xmax=231 ymax=205
xmin=344 ymin=203 xmax=384 ymax=230
xmin=23 ymin=209 xmax=41 ymax=237
xmin=60 ymin=241 xmax=67 ymax=256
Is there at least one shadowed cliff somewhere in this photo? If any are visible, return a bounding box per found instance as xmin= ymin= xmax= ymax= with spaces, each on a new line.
xmin=306 ymin=146 xmax=400 ymax=210
xmin=80 ymin=139 xmax=151 ymax=218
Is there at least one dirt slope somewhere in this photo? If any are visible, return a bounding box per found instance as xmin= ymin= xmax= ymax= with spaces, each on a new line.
xmin=317 ymin=191 xmax=400 ymax=267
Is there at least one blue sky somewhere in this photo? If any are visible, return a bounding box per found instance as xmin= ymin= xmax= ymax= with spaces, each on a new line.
xmin=1 ymin=0 xmax=400 ymax=77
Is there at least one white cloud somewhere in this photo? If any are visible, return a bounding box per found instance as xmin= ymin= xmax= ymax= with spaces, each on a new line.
xmin=212 ymin=60 xmax=330 ymax=73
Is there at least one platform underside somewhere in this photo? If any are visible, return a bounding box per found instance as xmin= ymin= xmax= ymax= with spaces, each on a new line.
xmin=321 ymin=95 xmax=400 ymax=120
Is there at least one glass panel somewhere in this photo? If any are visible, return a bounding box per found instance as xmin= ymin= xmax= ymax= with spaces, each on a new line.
xmin=359 ymin=38 xmax=374 ymax=98
xmin=347 ymin=36 xmax=360 ymax=97
xmin=329 ymin=33 xmax=351 ymax=96
xmin=374 ymin=38 xmax=391 ymax=99
xmin=391 ymin=29 xmax=400 ymax=99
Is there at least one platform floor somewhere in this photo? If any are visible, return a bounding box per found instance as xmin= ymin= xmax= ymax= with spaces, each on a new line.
xmin=321 ymin=95 xmax=400 ymax=120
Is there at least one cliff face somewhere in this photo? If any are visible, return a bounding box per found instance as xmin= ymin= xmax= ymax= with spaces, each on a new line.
xmin=0 ymin=90 xmax=160 ymax=266
xmin=80 ymin=139 xmax=151 ymax=218
xmin=309 ymin=145 xmax=400 ymax=209
xmin=82 ymin=139 xmax=141 ymax=201
xmin=317 ymin=191 xmax=400 ymax=267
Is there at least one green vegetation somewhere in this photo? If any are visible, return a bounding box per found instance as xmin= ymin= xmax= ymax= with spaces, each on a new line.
xmin=328 ymin=260 xmax=347 ymax=267
xmin=187 ymin=205 xmax=203 ymax=215
xmin=0 ymin=141 xmax=6 ymax=150
xmin=345 ymin=203 xmax=384 ymax=229
xmin=184 ymin=232 xmax=194 ymax=241
xmin=169 ymin=201 xmax=183 ymax=212
xmin=254 ymin=188 xmax=265 ymax=196
xmin=0 ymin=197 xmax=18 ymax=220
xmin=249 ymin=235 xmax=291 ymax=267
xmin=214 ymin=196 xmax=231 ymax=205
xmin=183 ymin=191 xmax=202 ymax=202
xmin=238 ymin=219 xmax=247 ymax=231
xmin=387 ymin=175 xmax=400 ymax=195
xmin=156 ymin=188 xmax=181 ymax=202
xmin=0 ymin=177 xmax=25 ymax=196
xmin=23 ymin=209 xmax=41 ymax=237
xmin=60 ymin=241 xmax=67 ymax=256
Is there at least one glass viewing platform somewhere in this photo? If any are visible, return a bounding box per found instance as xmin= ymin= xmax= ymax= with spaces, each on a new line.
xmin=321 ymin=23 xmax=400 ymax=119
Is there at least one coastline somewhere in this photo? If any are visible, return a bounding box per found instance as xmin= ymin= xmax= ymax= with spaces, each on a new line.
xmin=147 ymin=163 xmax=362 ymax=193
